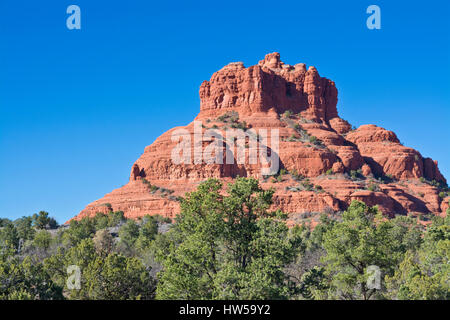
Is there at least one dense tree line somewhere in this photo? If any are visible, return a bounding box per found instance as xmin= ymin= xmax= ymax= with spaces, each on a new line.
xmin=0 ymin=178 xmax=448 ymax=300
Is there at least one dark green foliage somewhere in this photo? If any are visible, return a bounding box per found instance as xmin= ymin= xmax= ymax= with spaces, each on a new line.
xmin=385 ymin=215 xmax=449 ymax=299
xmin=14 ymin=216 xmax=35 ymax=241
xmin=135 ymin=216 xmax=159 ymax=250
xmin=0 ymin=207 xmax=164 ymax=300
xmin=378 ymin=173 xmax=394 ymax=183
xmin=62 ymin=217 xmax=97 ymax=246
xmin=0 ymin=179 xmax=447 ymax=300
xmin=79 ymin=250 xmax=156 ymax=299
xmin=155 ymin=178 xmax=301 ymax=299
xmin=298 ymin=266 xmax=329 ymax=299
xmin=106 ymin=210 xmax=125 ymax=227
xmin=32 ymin=211 xmax=58 ymax=229
xmin=92 ymin=212 xmax=109 ymax=230
xmin=0 ymin=223 xmax=19 ymax=251
xmin=117 ymin=219 xmax=140 ymax=255
xmin=0 ymin=251 xmax=63 ymax=300
xmin=33 ymin=230 xmax=53 ymax=250
xmin=321 ymin=201 xmax=424 ymax=300
xmin=0 ymin=218 xmax=12 ymax=227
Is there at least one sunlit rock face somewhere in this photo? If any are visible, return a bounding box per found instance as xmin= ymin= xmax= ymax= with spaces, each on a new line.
xmin=73 ymin=53 xmax=447 ymax=223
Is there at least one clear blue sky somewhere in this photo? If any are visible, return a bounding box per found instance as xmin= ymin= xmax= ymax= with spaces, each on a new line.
xmin=0 ymin=0 xmax=449 ymax=223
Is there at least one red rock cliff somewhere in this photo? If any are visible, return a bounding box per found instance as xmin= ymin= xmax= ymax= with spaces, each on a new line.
xmin=74 ymin=53 xmax=447 ymax=222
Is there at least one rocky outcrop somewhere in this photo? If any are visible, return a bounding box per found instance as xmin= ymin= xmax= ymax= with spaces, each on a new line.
xmin=197 ymin=52 xmax=338 ymax=123
xmin=74 ymin=53 xmax=448 ymax=223
xmin=346 ymin=125 xmax=445 ymax=181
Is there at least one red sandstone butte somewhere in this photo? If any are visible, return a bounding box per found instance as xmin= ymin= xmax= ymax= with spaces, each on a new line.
xmin=73 ymin=53 xmax=447 ymax=223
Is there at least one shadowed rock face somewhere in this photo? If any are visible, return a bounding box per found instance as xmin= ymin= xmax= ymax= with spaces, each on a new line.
xmin=73 ymin=53 xmax=447 ymax=223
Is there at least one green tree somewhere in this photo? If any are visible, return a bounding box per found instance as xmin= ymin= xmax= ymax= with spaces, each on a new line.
xmin=0 ymin=218 xmax=12 ymax=227
xmin=60 ymin=238 xmax=98 ymax=299
xmin=33 ymin=230 xmax=53 ymax=250
xmin=32 ymin=211 xmax=58 ymax=230
xmin=82 ymin=253 xmax=156 ymax=299
xmin=14 ymin=216 xmax=35 ymax=241
xmin=385 ymin=215 xmax=449 ymax=299
xmin=42 ymin=239 xmax=96 ymax=299
xmin=284 ymin=216 xmax=334 ymax=300
xmin=156 ymin=177 xmax=301 ymax=299
xmin=107 ymin=211 xmax=126 ymax=227
xmin=0 ymin=249 xmax=63 ymax=300
xmin=117 ymin=219 xmax=140 ymax=255
xmin=135 ymin=216 xmax=158 ymax=251
xmin=62 ymin=217 xmax=96 ymax=246
xmin=92 ymin=212 xmax=109 ymax=230
xmin=321 ymin=201 xmax=418 ymax=300
xmin=0 ymin=223 xmax=19 ymax=251
xmin=298 ymin=266 xmax=329 ymax=300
